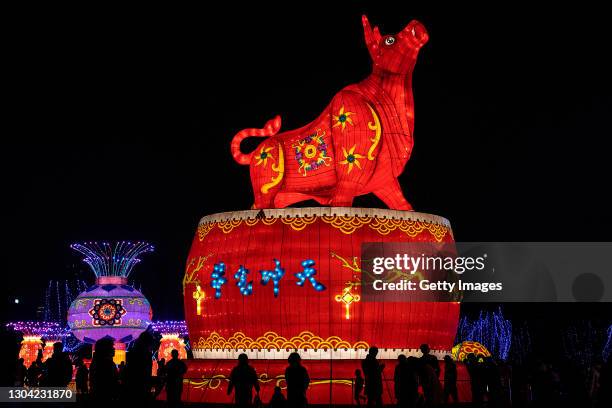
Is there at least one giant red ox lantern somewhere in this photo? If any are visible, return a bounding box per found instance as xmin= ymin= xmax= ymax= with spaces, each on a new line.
xmin=231 ymin=15 xmax=428 ymax=211
xmin=182 ymin=15 xmax=462 ymax=405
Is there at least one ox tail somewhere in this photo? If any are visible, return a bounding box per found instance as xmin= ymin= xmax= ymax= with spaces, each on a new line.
xmin=230 ymin=115 xmax=282 ymax=165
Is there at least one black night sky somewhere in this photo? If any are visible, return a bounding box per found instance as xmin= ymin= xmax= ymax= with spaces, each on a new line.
xmin=2 ymin=3 xmax=611 ymax=350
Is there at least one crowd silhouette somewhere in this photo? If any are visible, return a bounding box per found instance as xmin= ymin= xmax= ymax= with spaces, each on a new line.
xmin=2 ymin=325 xmax=612 ymax=408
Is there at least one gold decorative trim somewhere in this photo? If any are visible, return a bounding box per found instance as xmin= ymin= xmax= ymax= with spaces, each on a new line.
xmin=199 ymin=207 xmax=451 ymax=228
xmin=200 ymin=208 xmax=451 ymax=241
xmin=183 ymin=254 xmax=213 ymax=295
xmin=189 ymin=373 xmax=352 ymax=390
xmin=368 ymin=218 xmax=449 ymax=241
xmin=280 ymin=215 xmax=317 ymax=231
xmin=321 ymin=215 xmax=371 ymax=234
xmin=366 ymin=103 xmax=381 ymax=160
xmin=196 ymin=330 xmax=369 ymax=351
xmin=218 ymin=219 xmax=243 ymax=234
xmin=197 ymin=223 xmax=215 ymax=241
xmin=261 ymin=143 xmax=285 ymax=194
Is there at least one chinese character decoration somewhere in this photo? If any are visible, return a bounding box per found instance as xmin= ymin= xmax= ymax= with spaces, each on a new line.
xmin=295 ymin=259 xmax=326 ymax=291
xmin=211 ymin=263 xmax=227 ymax=299
xmin=234 ymin=265 xmax=253 ymax=296
xmin=260 ymin=259 xmax=285 ymax=297
xmin=193 ymin=284 xmax=205 ymax=315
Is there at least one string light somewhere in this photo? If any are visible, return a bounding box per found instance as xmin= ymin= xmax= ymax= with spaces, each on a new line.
xmin=234 ymin=265 xmax=253 ymax=296
xmin=562 ymin=320 xmax=610 ymax=367
xmin=603 ymin=325 xmax=612 ymax=362
xmin=211 ymin=263 xmax=227 ymax=299
xmin=150 ymin=320 xmax=189 ymax=336
xmin=43 ymin=280 xmax=89 ymax=323
xmin=6 ymin=321 xmax=69 ymax=339
xmin=70 ymin=241 xmax=154 ymax=277
xmin=456 ymin=307 xmax=512 ymax=360
xmin=295 ymin=259 xmax=326 ymax=291
xmin=260 ymin=259 xmax=285 ymax=298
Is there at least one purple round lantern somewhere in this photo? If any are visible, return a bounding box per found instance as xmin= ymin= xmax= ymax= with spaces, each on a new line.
xmin=67 ymin=241 xmax=154 ymax=362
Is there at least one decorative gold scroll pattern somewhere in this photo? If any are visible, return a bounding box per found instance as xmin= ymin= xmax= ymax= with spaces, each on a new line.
xmin=197 ymin=223 xmax=215 ymax=240
xmin=201 ymin=215 xmax=449 ymax=242
xmin=189 ymin=373 xmax=352 ymax=390
xmin=195 ymin=331 xmax=369 ymax=351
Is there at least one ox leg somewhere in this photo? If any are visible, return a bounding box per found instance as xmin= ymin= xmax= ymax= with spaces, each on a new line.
xmin=253 ymin=191 xmax=277 ymax=209
xmin=329 ymin=183 xmax=357 ymax=207
xmin=373 ymin=180 xmax=413 ymax=211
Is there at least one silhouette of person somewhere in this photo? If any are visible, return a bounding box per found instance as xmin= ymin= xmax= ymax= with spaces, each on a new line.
xmin=118 ymin=361 xmax=126 ymax=381
xmin=228 ymin=353 xmax=260 ymax=407
xmin=43 ymin=342 xmax=73 ymax=387
xmin=483 ymin=357 xmax=502 ymax=407
xmin=166 ymin=349 xmax=188 ymax=408
xmin=269 ymin=386 xmax=286 ymax=408
xmin=354 ymin=369 xmax=366 ymax=406
xmin=362 ymin=346 xmax=385 ymax=408
xmin=26 ymin=360 xmax=41 ymax=386
xmin=597 ymin=358 xmax=612 ymax=408
xmin=75 ymin=358 xmax=89 ymax=396
xmin=394 ymin=355 xmax=418 ymax=408
xmin=15 ymin=358 xmax=27 ymax=386
xmin=419 ymin=358 xmax=442 ymax=407
xmin=89 ymin=338 xmax=119 ymax=405
xmin=285 ymin=352 xmax=309 ymax=408
xmin=443 ymin=355 xmax=458 ymax=405
xmin=0 ymin=328 xmax=21 ymax=387
xmin=154 ymin=357 xmax=167 ymax=397
xmin=30 ymin=350 xmax=45 ymax=386
xmin=124 ymin=331 xmax=154 ymax=405
xmin=419 ymin=344 xmax=440 ymax=378
xmin=465 ymin=353 xmax=484 ymax=407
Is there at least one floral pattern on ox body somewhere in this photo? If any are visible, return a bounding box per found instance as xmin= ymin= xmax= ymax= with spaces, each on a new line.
xmin=292 ymin=129 xmax=332 ymax=176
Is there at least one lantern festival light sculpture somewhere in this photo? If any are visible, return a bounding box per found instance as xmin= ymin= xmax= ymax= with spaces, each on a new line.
xmin=151 ymin=320 xmax=189 ymax=361
xmin=6 ymin=322 xmax=67 ymax=368
xmin=67 ymin=241 xmax=154 ymax=364
xmin=183 ymin=15 xmax=461 ymax=404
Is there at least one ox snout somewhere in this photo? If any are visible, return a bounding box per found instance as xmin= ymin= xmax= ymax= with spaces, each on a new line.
xmin=404 ymin=20 xmax=429 ymax=48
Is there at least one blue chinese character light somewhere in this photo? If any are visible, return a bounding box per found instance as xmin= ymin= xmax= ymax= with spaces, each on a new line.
xmin=234 ymin=265 xmax=253 ymax=296
xmin=295 ymin=259 xmax=326 ymax=291
xmin=211 ymin=263 xmax=227 ymax=299
xmin=260 ymin=259 xmax=285 ymax=298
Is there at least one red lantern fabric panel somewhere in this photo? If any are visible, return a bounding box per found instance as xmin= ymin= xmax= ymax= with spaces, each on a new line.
xmin=184 ymin=209 xmax=459 ymax=353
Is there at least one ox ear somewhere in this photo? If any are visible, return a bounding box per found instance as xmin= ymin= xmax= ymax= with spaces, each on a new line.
xmin=362 ymin=15 xmax=381 ymax=59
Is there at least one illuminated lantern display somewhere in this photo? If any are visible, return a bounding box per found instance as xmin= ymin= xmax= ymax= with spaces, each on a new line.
xmin=451 ymin=341 xmax=492 ymax=362
xmin=182 ymin=15 xmax=463 ymax=404
xmin=20 ymin=336 xmax=43 ymax=367
xmin=67 ymin=241 xmax=154 ymax=364
xmin=151 ymin=321 xmax=188 ymax=361
xmin=6 ymin=322 xmax=66 ymax=368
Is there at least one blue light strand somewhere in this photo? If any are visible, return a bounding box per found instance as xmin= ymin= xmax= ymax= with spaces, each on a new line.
xmin=56 ymin=281 xmax=60 ymax=324
xmin=211 ymin=263 xmax=227 ymax=299
xmin=43 ymin=280 xmax=88 ymax=324
xmin=295 ymin=259 xmax=326 ymax=291
xmin=456 ymin=307 xmax=512 ymax=360
xmin=70 ymin=241 xmax=154 ymax=277
xmin=603 ymin=325 xmax=612 ymax=362
xmin=44 ymin=281 xmax=52 ymax=322
xmin=561 ymin=321 xmax=611 ymax=367
xmin=260 ymin=259 xmax=285 ymax=298
xmin=234 ymin=265 xmax=253 ymax=296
